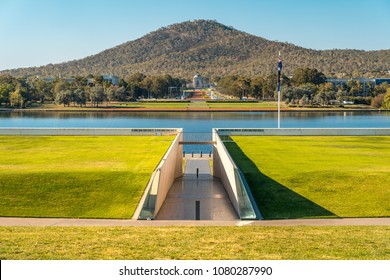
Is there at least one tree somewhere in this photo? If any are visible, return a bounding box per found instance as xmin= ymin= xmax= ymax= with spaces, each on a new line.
xmin=381 ymin=89 xmax=390 ymax=109
xmin=347 ymin=80 xmax=363 ymax=96
xmin=89 ymin=85 xmax=106 ymax=107
xmin=55 ymin=90 xmax=72 ymax=107
xmin=292 ymin=68 xmax=326 ymax=86
xmin=74 ymin=88 xmax=87 ymax=107
xmin=30 ymin=78 xmax=53 ymax=102
xmin=250 ymin=76 xmax=264 ymax=99
xmin=299 ymin=83 xmax=317 ymax=97
xmin=141 ymin=77 xmax=153 ymax=99
xmin=374 ymin=82 xmax=390 ymax=96
xmin=73 ymin=76 xmax=88 ymax=88
xmin=284 ymin=83 xmax=318 ymax=105
xmin=236 ymin=76 xmax=251 ymax=99
xmin=150 ymin=75 xmax=171 ymax=98
xmin=314 ymin=82 xmax=335 ymax=106
xmin=9 ymin=80 xmax=31 ymax=108
xmin=371 ymin=94 xmax=385 ymax=108
xmin=53 ymin=79 xmax=71 ymax=97
xmin=94 ymin=76 xmax=104 ymax=85
xmin=0 ymin=79 xmax=15 ymax=106
xmin=115 ymin=86 xmax=128 ymax=101
xmin=10 ymin=88 xmax=23 ymax=108
xmin=263 ymin=73 xmax=277 ymax=100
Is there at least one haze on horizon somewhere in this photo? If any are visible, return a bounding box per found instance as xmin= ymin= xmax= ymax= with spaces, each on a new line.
xmin=1 ymin=0 xmax=389 ymax=71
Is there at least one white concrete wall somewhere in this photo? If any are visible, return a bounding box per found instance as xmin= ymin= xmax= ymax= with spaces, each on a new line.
xmin=212 ymin=129 xmax=260 ymax=219
xmin=0 ymin=128 xmax=180 ymax=136
xmin=213 ymin=132 xmax=240 ymax=215
xmin=154 ymin=131 xmax=183 ymax=216
xmin=215 ymin=128 xmax=390 ymax=136
xmin=134 ymin=130 xmax=183 ymax=219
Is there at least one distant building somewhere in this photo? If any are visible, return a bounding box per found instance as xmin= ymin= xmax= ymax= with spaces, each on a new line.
xmin=41 ymin=75 xmax=120 ymax=86
xmin=43 ymin=77 xmax=56 ymax=83
xmin=327 ymin=78 xmax=390 ymax=86
xmin=193 ymin=74 xmax=204 ymax=89
xmin=102 ymin=75 xmax=119 ymax=86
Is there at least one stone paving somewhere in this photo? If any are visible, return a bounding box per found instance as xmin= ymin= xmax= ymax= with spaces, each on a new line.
xmin=156 ymin=158 xmax=238 ymax=220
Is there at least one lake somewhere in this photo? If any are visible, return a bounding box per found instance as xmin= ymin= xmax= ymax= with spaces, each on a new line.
xmin=1 ymin=111 xmax=389 ymax=153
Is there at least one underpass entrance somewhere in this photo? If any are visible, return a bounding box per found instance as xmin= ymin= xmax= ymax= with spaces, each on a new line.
xmin=155 ymin=131 xmax=238 ymax=220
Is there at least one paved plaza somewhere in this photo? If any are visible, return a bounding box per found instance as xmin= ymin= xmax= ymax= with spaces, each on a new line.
xmin=156 ymin=158 xmax=238 ymax=220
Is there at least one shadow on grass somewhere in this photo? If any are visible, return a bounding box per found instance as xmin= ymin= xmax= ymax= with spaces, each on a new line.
xmin=225 ymin=141 xmax=337 ymax=220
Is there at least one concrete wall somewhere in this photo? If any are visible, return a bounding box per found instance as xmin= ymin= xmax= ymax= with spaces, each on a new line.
xmin=215 ymin=128 xmax=390 ymax=136
xmin=154 ymin=131 xmax=183 ymax=216
xmin=135 ymin=130 xmax=183 ymax=219
xmin=0 ymin=128 xmax=180 ymax=136
xmin=213 ymin=132 xmax=239 ymax=214
xmin=212 ymin=129 xmax=261 ymax=220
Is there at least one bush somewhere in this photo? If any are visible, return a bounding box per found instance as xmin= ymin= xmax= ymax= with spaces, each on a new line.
xmin=371 ymin=94 xmax=385 ymax=108
xmin=352 ymin=97 xmax=371 ymax=105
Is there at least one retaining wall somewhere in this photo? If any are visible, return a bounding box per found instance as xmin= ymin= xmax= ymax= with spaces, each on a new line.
xmin=135 ymin=130 xmax=183 ymax=219
xmin=0 ymin=128 xmax=180 ymax=136
xmin=212 ymin=129 xmax=262 ymax=220
xmin=216 ymin=128 xmax=390 ymax=136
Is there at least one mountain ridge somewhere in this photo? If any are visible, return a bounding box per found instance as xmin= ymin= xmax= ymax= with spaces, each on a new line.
xmin=2 ymin=19 xmax=390 ymax=79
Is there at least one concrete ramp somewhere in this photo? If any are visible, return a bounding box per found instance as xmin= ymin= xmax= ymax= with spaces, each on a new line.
xmin=156 ymin=158 xmax=238 ymax=220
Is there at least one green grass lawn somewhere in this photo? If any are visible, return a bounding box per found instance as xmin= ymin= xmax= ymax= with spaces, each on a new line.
xmin=225 ymin=136 xmax=390 ymax=219
xmin=0 ymin=136 xmax=173 ymax=218
xmin=0 ymin=226 xmax=388 ymax=260
xmin=114 ymin=102 xmax=190 ymax=109
xmin=207 ymin=101 xmax=285 ymax=109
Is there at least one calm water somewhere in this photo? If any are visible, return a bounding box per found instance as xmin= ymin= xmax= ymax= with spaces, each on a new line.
xmin=1 ymin=111 xmax=389 ymax=153
xmin=1 ymin=111 xmax=390 ymax=130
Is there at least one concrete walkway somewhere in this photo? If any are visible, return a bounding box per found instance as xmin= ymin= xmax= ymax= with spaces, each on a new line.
xmin=1 ymin=217 xmax=390 ymax=227
xmin=155 ymin=158 xmax=238 ymax=220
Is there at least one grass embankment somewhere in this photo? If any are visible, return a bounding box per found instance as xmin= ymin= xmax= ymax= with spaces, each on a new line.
xmin=207 ymin=101 xmax=283 ymax=109
xmin=27 ymin=100 xmax=284 ymax=110
xmin=0 ymin=226 xmax=388 ymax=259
xmin=0 ymin=136 xmax=173 ymax=218
xmin=114 ymin=102 xmax=190 ymax=109
xmin=225 ymin=136 xmax=390 ymax=219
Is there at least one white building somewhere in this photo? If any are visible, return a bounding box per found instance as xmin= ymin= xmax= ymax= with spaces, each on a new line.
xmin=193 ymin=74 xmax=204 ymax=89
xmin=102 ymin=75 xmax=119 ymax=86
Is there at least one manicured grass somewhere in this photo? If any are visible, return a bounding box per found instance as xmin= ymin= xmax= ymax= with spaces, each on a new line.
xmin=0 ymin=136 xmax=173 ymax=218
xmin=225 ymin=136 xmax=390 ymax=219
xmin=115 ymin=102 xmax=190 ymax=109
xmin=0 ymin=226 xmax=388 ymax=260
xmin=207 ymin=101 xmax=285 ymax=109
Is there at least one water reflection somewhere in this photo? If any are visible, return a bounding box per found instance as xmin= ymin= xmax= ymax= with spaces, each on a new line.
xmin=1 ymin=111 xmax=389 ymax=153
xmin=1 ymin=111 xmax=389 ymax=130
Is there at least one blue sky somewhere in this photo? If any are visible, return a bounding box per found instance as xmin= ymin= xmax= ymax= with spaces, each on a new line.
xmin=1 ymin=0 xmax=389 ymax=70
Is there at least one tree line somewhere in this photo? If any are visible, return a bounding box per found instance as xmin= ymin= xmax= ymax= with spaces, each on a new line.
xmin=0 ymin=73 xmax=184 ymax=108
xmin=216 ymin=68 xmax=390 ymax=108
xmin=1 ymin=68 xmax=390 ymax=108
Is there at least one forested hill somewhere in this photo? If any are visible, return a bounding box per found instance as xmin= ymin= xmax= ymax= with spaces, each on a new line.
xmin=2 ymin=19 xmax=390 ymax=79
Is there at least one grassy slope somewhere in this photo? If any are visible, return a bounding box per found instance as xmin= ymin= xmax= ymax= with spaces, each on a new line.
xmin=207 ymin=101 xmax=283 ymax=109
xmin=0 ymin=136 xmax=173 ymax=218
xmin=0 ymin=226 xmax=389 ymax=260
xmin=115 ymin=102 xmax=191 ymax=108
xmin=226 ymin=136 xmax=390 ymax=219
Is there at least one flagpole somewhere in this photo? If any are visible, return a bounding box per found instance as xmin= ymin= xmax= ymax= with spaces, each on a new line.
xmin=277 ymin=51 xmax=282 ymax=129
xmin=278 ymin=87 xmax=280 ymax=128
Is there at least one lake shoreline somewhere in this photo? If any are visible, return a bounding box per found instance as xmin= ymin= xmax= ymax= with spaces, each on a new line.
xmin=1 ymin=107 xmax=388 ymax=113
